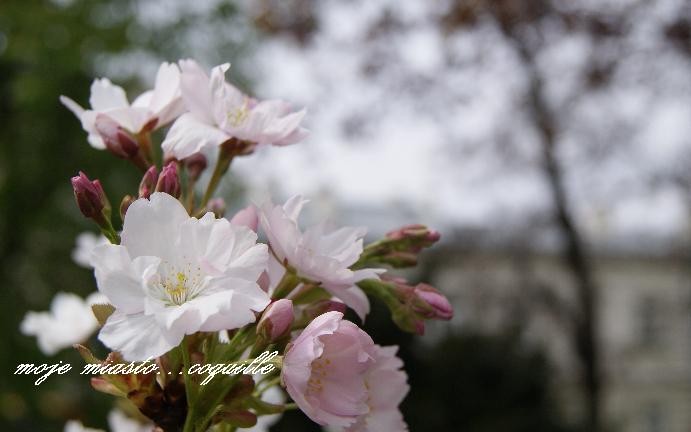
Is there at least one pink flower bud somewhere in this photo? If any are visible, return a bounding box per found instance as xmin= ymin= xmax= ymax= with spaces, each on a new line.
xmin=257 ymin=299 xmax=294 ymax=342
xmin=138 ymin=166 xmax=158 ymax=199
xmin=71 ymin=171 xmax=110 ymax=223
xmin=207 ymin=198 xmax=226 ymax=218
xmin=413 ymin=283 xmax=453 ymax=320
xmin=380 ymin=275 xmax=453 ymax=333
xmin=94 ymin=114 xmax=139 ymax=159
xmin=183 ymin=153 xmax=207 ymax=181
xmin=385 ymin=224 xmax=441 ymax=251
xmin=229 ymin=205 xmax=258 ymax=231
xmin=382 ymin=250 xmax=418 ymax=267
xmin=155 ymin=162 xmax=181 ymax=198
xmin=359 ymin=224 xmax=441 ymax=269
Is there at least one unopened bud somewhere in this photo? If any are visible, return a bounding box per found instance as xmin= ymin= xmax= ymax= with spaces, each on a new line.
xmin=207 ymin=198 xmax=226 ymax=218
xmin=155 ymin=162 xmax=181 ymax=198
xmin=184 ymin=153 xmax=207 ymax=181
xmin=392 ymin=308 xmax=426 ymax=335
xmin=381 ymin=251 xmax=418 ymax=267
xmin=385 ymin=224 xmax=440 ymax=251
xmin=257 ymin=299 xmax=294 ymax=342
xmin=413 ymin=283 xmax=453 ymax=320
xmin=229 ymin=205 xmax=258 ymax=231
xmin=139 ymin=166 xmax=158 ymax=199
xmin=95 ymin=114 xmax=139 ymax=159
xmin=387 ymin=276 xmax=453 ymax=321
xmin=358 ymin=224 xmax=441 ymax=269
xmin=71 ymin=171 xmax=111 ymax=224
xmin=362 ymin=276 xmax=452 ymax=335
xmin=163 ymin=153 xmax=178 ymax=166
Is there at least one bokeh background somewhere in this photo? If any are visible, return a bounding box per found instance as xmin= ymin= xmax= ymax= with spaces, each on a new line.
xmin=2 ymin=1 xmax=691 ymax=431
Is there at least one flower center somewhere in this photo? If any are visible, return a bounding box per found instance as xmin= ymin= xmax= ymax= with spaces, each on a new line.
xmin=149 ymin=260 xmax=205 ymax=306
xmin=307 ymin=356 xmax=332 ymax=395
xmin=227 ymin=98 xmax=251 ymax=127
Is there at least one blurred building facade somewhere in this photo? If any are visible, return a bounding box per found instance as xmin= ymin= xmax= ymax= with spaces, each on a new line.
xmin=428 ymin=246 xmax=691 ymax=432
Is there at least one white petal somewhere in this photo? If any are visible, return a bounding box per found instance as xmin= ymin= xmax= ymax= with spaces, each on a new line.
xmin=86 ymin=133 xmax=106 ymax=149
xmin=283 ymin=195 xmax=308 ymax=221
xmin=198 ymin=279 xmax=270 ymax=331
xmin=150 ymin=62 xmax=181 ymax=112
xmin=178 ymin=59 xmax=216 ymax=124
xmin=273 ymin=125 xmax=309 ymax=146
xmin=91 ymin=244 xmax=158 ymax=313
xmin=99 ymin=310 xmax=181 ymax=361
xmin=148 ymin=62 xmax=186 ymax=127
xmin=161 ymin=113 xmax=230 ymax=159
xmin=71 ymin=232 xmax=108 ymax=268
xmin=107 ymin=410 xmax=152 ymax=432
xmin=131 ymin=90 xmax=153 ymax=108
xmin=208 ymin=63 xmax=232 ymax=127
xmin=89 ymin=78 xmax=129 ymax=111
xmin=64 ymin=420 xmax=104 ymax=432
xmin=258 ymin=197 xmax=305 ymax=263
xmin=329 ymin=285 xmax=370 ymax=321
xmin=59 ymin=95 xmax=85 ymax=118
xmin=20 ymin=292 xmax=99 ymax=355
xmin=102 ymin=106 xmax=150 ymax=133
xmin=120 ymin=193 xmax=190 ymax=260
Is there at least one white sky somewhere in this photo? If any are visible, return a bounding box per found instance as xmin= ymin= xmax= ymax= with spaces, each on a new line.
xmin=101 ymin=0 xmax=691 ymax=250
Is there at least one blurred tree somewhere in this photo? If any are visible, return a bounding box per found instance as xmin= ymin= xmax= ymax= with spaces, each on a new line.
xmin=0 ymin=1 xmax=136 ymax=430
xmin=405 ymin=331 xmax=573 ymax=432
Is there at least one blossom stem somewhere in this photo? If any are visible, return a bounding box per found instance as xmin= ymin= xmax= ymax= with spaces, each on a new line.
xmin=181 ymin=338 xmax=197 ymax=432
xmin=137 ymin=132 xmax=155 ymax=165
xmin=272 ymin=272 xmax=300 ymax=299
xmin=196 ymin=355 xmax=283 ymax=431
xmin=100 ymin=218 xmax=120 ymax=245
xmin=358 ymin=279 xmax=400 ymax=310
xmin=199 ymin=140 xmax=238 ymax=210
xmin=256 ymin=375 xmax=281 ymax=394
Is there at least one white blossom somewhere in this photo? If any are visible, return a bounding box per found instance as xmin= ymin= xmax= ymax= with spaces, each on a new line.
xmin=92 ymin=192 xmax=270 ymax=360
xmin=21 ymin=291 xmax=107 ymax=355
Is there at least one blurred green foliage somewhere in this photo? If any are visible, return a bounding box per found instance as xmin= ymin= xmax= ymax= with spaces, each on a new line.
xmin=0 ymin=1 xmax=139 ymax=430
xmin=0 ymin=1 xmax=574 ymax=431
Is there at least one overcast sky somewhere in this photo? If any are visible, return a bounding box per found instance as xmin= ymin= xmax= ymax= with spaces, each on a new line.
xmin=99 ymin=0 xmax=691 ymax=249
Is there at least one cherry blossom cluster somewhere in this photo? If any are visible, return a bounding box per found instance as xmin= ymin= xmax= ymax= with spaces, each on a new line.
xmin=21 ymin=60 xmax=453 ymax=432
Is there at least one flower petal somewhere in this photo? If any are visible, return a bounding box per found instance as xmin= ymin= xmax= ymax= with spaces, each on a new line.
xmin=120 ymin=193 xmax=190 ymax=261
xmin=161 ymin=113 xmax=230 ymax=159
xmin=178 ymin=59 xmax=218 ymax=124
xmin=89 ymin=78 xmax=129 ymax=111
xmin=99 ymin=310 xmax=181 ymax=361
xmin=91 ymin=244 xmax=159 ymax=313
